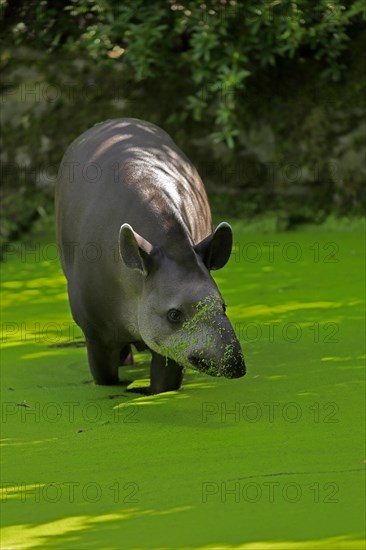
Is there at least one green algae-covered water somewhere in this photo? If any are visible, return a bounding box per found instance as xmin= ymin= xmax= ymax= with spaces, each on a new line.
xmin=1 ymin=220 xmax=365 ymax=550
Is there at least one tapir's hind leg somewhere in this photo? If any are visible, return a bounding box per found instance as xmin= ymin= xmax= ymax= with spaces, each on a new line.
xmin=85 ymin=338 xmax=119 ymax=385
xmin=120 ymin=345 xmax=134 ymax=365
xmin=150 ymin=351 xmax=185 ymax=394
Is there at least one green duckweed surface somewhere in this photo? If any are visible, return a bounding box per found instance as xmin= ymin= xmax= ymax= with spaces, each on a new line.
xmin=1 ymin=221 xmax=365 ymax=549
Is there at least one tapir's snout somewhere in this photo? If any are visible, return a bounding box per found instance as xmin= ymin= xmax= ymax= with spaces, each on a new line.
xmin=188 ymin=344 xmax=246 ymax=379
xmin=221 ymin=349 xmax=246 ymax=378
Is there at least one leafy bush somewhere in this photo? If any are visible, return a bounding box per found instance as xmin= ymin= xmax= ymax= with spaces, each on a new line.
xmin=2 ymin=0 xmax=365 ymax=147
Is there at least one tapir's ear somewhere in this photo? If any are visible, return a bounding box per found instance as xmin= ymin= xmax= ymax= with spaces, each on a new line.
xmin=194 ymin=222 xmax=233 ymax=270
xmin=119 ymin=224 xmax=153 ymax=275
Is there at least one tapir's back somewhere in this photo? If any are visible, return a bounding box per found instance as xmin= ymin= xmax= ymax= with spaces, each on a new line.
xmin=56 ymin=118 xmax=212 ymax=276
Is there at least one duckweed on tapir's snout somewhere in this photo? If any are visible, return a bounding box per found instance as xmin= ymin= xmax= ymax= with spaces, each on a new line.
xmin=159 ymin=295 xmax=242 ymax=376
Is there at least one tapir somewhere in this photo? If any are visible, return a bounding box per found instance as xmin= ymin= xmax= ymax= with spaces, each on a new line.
xmin=55 ymin=118 xmax=246 ymax=393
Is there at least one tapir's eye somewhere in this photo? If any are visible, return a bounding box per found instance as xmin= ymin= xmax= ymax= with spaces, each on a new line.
xmin=167 ymin=309 xmax=183 ymax=324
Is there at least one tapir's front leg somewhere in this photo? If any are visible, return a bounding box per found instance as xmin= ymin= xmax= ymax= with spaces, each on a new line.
xmin=150 ymin=351 xmax=185 ymax=394
xmin=86 ymin=337 xmax=120 ymax=385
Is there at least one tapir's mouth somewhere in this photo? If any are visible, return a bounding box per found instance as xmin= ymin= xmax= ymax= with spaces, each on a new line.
xmin=188 ymin=355 xmax=246 ymax=379
xmin=220 ymin=361 xmax=246 ymax=379
xmin=189 ymin=356 xmax=221 ymax=376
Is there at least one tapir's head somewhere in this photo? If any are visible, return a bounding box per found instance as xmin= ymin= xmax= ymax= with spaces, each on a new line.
xmin=119 ymin=222 xmax=246 ymax=379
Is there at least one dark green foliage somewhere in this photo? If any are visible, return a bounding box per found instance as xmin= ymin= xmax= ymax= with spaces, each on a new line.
xmin=2 ymin=0 xmax=365 ymax=146
xmin=0 ymin=1 xmax=365 ymax=248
